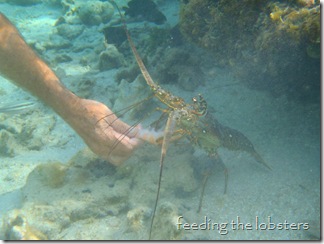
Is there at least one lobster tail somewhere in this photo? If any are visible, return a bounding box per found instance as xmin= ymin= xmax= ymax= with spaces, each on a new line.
xmin=210 ymin=116 xmax=271 ymax=170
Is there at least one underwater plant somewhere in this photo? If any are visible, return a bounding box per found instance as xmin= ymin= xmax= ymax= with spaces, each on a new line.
xmin=30 ymin=162 xmax=68 ymax=188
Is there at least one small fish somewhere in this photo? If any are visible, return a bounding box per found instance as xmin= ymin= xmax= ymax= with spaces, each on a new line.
xmin=0 ymin=101 xmax=35 ymax=114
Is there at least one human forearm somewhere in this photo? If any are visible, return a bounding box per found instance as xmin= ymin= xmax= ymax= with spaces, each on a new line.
xmin=0 ymin=13 xmax=140 ymax=165
xmin=0 ymin=13 xmax=79 ymax=120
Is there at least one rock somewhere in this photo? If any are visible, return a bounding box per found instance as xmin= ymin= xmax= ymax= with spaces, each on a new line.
xmin=127 ymin=206 xmax=151 ymax=232
xmin=151 ymin=47 xmax=205 ymax=91
xmin=56 ymin=24 xmax=85 ymax=40
xmin=33 ymin=42 xmax=46 ymax=54
xmin=115 ymin=63 xmax=140 ymax=83
xmin=20 ymin=114 xmax=57 ymax=150
xmin=0 ymin=112 xmax=57 ymax=153
xmin=77 ymin=1 xmax=114 ymax=26
xmin=67 ymin=75 xmax=97 ymax=99
xmin=2 ymin=210 xmax=48 ymax=240
xmin=44 ymin=34 xmax=72 ymax=50
xmin=99 ymin=44 xmax=125 ymax=71
xmin=150 ymin=202 xmax=182 ymax=240
xmin=68 ymin=147 xmax=98 ymax=168
xmin=2 ymin=150 xmax=132 ymax=239
xmin=0 ymin=130 xmax=16 ymax=157
xmin=54 ymin=54 xmax=73 ymax=63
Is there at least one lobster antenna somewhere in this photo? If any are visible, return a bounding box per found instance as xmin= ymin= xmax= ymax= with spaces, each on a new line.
xmin=110 ymin=1 xmax=167 ymax=239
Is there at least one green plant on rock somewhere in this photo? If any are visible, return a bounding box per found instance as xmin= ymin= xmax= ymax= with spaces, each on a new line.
xmin=179 ymin=0 xmax=320 ymax=103
xmin=268 ymin=2 xmax=320 ymax=47
xmin=179 ymin=0 xmax=267 ymax=65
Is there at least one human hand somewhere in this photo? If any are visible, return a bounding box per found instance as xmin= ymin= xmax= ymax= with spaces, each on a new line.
xmin=69 ymin=98 xmax=140 ymax=166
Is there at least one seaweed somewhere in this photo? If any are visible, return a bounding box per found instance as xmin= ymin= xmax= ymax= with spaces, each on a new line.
xmin=179 ymin=0 xmax=320 ymax=103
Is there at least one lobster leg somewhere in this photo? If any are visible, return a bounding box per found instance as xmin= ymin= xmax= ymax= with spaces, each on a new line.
xmin=221 ymin=159 xmax=228 ymax=195
xmin=197 ymin=173 xmax=209 ymax=213
xmin=197 ymin=153 xmax=228 ymax=213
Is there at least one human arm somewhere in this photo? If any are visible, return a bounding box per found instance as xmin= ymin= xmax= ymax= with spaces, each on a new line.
xmin=0 ymin=13 xmax=139 ymax=165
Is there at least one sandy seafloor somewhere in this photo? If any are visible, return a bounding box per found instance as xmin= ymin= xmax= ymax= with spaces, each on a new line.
xmin=0 ymin=0 xmax=320 ymax=240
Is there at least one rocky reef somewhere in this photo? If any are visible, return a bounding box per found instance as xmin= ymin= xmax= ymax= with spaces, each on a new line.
xmin=109 ymin=23 xmax=207 ymax=92
xmin=1 ymin=144 xmax=199 ymax=240
xmin=50 ymin=0 xmax=115 ymax=26
xmin=179 ymin=0 xmax=320 ymax=103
